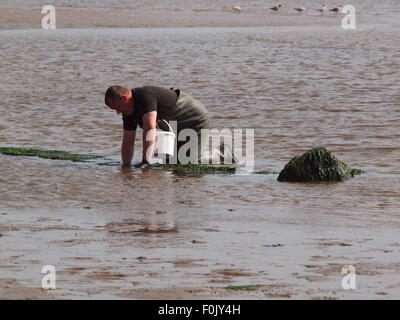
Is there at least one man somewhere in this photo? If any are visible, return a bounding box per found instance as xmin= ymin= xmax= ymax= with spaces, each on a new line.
xmin=104 ymin=85 xmax=210 ymax=165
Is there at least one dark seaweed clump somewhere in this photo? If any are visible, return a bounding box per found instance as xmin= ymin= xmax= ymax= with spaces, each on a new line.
xmin=277 ymin=147 xmax=364 ymax=182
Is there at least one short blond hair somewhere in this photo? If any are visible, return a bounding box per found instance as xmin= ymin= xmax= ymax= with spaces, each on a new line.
xmin=105 ymin=86 xmax=130 ymax=106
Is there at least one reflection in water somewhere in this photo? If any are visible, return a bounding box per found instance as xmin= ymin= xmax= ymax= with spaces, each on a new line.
xmin=119 ymin=165 xmax=134 ymax=179
xmin=115 ymin=165 xmax=178 ymax=248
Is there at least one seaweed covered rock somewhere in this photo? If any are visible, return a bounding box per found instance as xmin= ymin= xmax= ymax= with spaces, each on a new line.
xmin=277 ymin=147 xmax=353 ymax=182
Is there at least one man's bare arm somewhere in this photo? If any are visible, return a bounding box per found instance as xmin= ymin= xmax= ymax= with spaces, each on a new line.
xmin=142 ymin=111 xmax=157 ymax=163
xmin=121 ymin=130 xmax=136 ymax=165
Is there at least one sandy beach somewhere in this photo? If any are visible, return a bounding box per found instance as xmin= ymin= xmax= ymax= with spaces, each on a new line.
xmin=1 ymin=1 xmax=400 ymax=301
xmin=1 ymin=204 xmax=400 ymax=300
xmin=0 ymin=7 xmax=352 ymax=30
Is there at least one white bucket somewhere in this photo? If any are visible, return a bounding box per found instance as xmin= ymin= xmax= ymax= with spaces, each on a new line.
xmin=154 ymin=130 xmax=175 ymax=156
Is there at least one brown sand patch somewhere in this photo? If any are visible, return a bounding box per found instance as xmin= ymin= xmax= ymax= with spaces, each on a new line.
xmin=36 ymin=217 xmax=62 ymax=222
xmin=316 ymin=241 xmax=353 ymax=247
xmin=301 ymin=263 xmax=348 ymax=277
xmin=171 ymin=259 xmax=207 ymax=268
xmin=62 ymin=267 xmax=87 ymax=275
xmin=387 ymin=282 xmax=400 ymax=289
xmin=301 ymin=262 xmax=398 ymax=278
xmin=64 ymin=256 xmax=99 ymax=262
xmin=311 ymin=296 xmax=339 ymax=300
xmin=31 ymin=225 xmax=82 ymax=232
xmin=310 ymin=255 xmax=332 ymax=261
xmin=0 ymin=224 xmax=22 ymax=232
xmin=85 ymin=271 xmax=128 ymax=281
xmin=266 ymin=292 xmax=292 ymax=298
xmin=0 ymin=279 xmax=56 ymax=300
xmin=296 ymin=274 xmax=331 ymax=282
xmin=118 ymin=285 xmax=293 ymax=299
xmin=209 ymin=268 xmax=257 ymax=278
xmin=197 ymin=227 xmax=220 ymax=232
xmin=117 ymin=287 xmax=208 ymax=299
xmin=52 ymin=239 xmax=93 ymax=246
xmin=208 ymin=279 xmax=232 ymax=284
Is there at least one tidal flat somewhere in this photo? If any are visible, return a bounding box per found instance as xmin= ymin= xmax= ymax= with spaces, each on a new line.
xmin=1 ymin=8 xmax=400 ymax=299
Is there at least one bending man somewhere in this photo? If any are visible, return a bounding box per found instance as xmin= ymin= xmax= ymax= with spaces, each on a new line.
xmin=104 ymin=85 xmax=210 ymax=165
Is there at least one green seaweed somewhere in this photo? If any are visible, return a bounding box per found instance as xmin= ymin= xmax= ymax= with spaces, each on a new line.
xmin=350 ymin=168 xmax=365 ymax=176
xmin=225 ymin=285 xmax=260 ymax=291
xmin=0 ymin=146 xmax=278 ymax=175
xmin=0 ymin=147 xmax=103 ymax=162
xmin=277 ymin=147 xmax=364 ymax=182
xmin=148 ymin=163 xmax=238 ymax=175
xmin=253 ymin=170 xmax=277 ymax=175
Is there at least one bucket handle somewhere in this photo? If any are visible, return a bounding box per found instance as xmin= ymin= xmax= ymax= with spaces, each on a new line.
xmin=156 ymin=119 xmax=174 ymax=134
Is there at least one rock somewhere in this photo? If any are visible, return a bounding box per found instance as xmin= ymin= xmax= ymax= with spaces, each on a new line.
xmin=277 ymin=147 xmax=353 ymax=182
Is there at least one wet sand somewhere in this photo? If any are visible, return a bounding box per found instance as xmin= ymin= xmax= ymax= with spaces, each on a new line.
xmin=0 ymin=7 xmax=351 ymax=30
xmin=1 ymin=204 xmax=400 ymax=300
xmin=1 ymin=4 xmax=400 ymax=300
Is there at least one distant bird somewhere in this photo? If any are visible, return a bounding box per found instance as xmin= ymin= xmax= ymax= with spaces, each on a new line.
xmin=232 ymin=5 xmax=242 ymax=13
xmin=329 ymin=5 xmax=343 ymax=12
xmin=316 ymin=4 xmax=326 ymax=12
xmin=294 ymin=7 xmax=306 ymax=12
xmin=270 ymin=4 xmax=282 ymax=11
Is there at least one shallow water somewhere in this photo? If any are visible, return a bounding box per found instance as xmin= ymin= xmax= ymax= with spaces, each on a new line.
xmin=1 ymin=16 xmax=400 ymax=298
